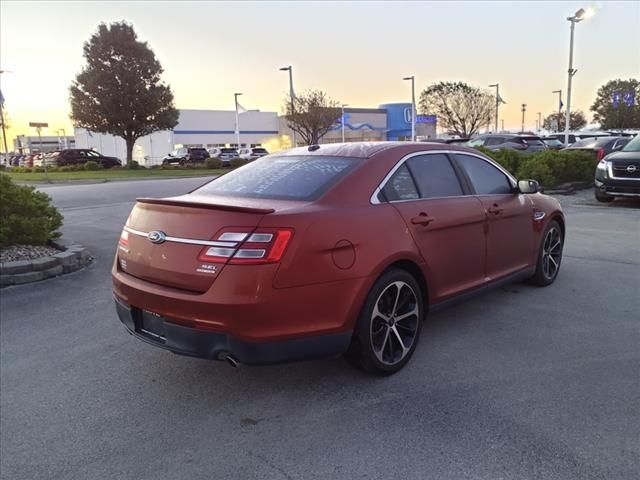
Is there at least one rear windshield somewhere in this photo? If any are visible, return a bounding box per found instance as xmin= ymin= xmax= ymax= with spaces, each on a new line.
xmin=194 ymin=155 xmax=359 ymax=201
xmin=570 ymin=137 xmax=615 ymax=149
xmin=221 ymin=148 xmax=237 ymax=153
xmin=543 ymin=138 xmax=562 ymax=145
xmin=252 ymin=148 xmax=268 ymax=154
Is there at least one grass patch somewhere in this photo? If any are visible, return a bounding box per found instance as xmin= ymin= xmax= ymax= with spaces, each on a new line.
xmin=5 ymin=168 xmax=227 ymax=183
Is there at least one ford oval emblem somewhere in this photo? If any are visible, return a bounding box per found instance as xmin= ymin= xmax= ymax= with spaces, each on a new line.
xmin=147 ymin=230 xmax=166 ymax=244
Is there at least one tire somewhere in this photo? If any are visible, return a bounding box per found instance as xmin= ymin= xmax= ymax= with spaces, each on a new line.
xmin=595 ymin=189 xmax=614 ymax=203
xmin=529 ymin=220 xmax=564 ymax=286
xmin=347 ymin=268 xmax=424 ymax=375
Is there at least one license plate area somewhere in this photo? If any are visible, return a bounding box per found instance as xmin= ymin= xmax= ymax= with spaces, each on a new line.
xmin=137 ymin=309 xmax=167 ymax=343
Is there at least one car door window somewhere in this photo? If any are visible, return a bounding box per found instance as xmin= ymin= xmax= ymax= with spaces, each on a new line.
xmin=484 ymin=137 xmax=503 ymax=146
xmin=455 ymin=154 xmax=513 ymax=195
xmin=467 ymin=138 xmax=485 ymax=147
xmin=87 ymin=151 xmax=100 ymax=157
xmin=406 ymin=153 xmax=463 ymax=198
xmin=381 ymin=165 xmax=419 ymax=201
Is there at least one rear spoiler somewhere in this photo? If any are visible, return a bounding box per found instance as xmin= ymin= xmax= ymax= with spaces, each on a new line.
xmin=136 ymin=197 xmax=275 ymax=214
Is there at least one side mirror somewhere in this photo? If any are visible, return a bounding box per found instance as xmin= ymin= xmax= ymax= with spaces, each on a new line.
xmin=518 ymin=179 xmax=539 ymax=194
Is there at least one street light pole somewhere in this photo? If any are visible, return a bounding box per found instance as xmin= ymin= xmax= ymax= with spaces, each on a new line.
xmin=521 ymin=104 xmax=527 ymax=132
xmin=341 ymin=104 xmax=349 ymax=143
xmin=489 ymin=83 xmax=500 ymax=133
xmin=280 ymin=65 xmax=296 ymax=147
xmin=234 ymin=92 xmax=243 ymax=148
xmin=403 ymin=76 xmax=415 ymax=141
xmin=537 ymin=112 xmax=542 ymax=132
xmin=552 ymin=89 xmax=563 ymax=114
xmin=564 ymin=7 xmax=594 ymax=146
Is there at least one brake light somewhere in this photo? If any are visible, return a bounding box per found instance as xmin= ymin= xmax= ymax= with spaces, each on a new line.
xmin=119 ymin=229 xmax=129 ymax=246
xmin=596 ymin=148 xmax=605 ymax=161
xmin=198 ymin=228 xmax=293 ymax=264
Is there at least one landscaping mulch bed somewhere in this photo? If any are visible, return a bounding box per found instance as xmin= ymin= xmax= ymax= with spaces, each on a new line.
xmin=0 ymin=245 xmax=62 ymax=263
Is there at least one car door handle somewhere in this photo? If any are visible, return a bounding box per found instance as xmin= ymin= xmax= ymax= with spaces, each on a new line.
xmin=410 ymin=213 xmax=435 ymax=226
xmin=487 ymin=204 xmax=504 ymax=215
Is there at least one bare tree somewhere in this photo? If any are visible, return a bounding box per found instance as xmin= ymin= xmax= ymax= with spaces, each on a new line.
xmin=284 ymin=90 xmax=341 ymax=145
xmin=419 ymin=82 xmax=494 ymax=138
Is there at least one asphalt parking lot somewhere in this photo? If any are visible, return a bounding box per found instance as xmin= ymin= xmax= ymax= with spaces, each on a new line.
xmin=1 ymin=178 xmax=639 ymax=480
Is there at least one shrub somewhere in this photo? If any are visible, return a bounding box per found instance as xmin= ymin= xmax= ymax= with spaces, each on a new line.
xmin=59 ymin=164 xmax=84 ymax=172
xmin=230 ymin=158 xmax=248 ymax=169
xmin=474 ymin=148 xmax=597 ymax=187
xmin=126 ymin=160 xmax=141 ymax=169
xmin=84 ymin=160 xmax=100 ymax=170
xmin=160 ymin=164 xmax=178 ymax=170
xmin=205 ymin=158 xmax=223 ymax=169
xmin=0 ymin=174 xmax=63 ymax=247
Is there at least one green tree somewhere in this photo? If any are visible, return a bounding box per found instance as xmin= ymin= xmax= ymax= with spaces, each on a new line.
xmin=70 ymin=22 xmax=179 ymax=162
xmin=418 ymin=81 xmax=494 ymax=138
xmin=542 ymin=110 xmax=587 ymax=132
xmin=284 ymin=90 xmax=341 ymax=145
xmin=590 ymin=78 xmax=640 ymax=130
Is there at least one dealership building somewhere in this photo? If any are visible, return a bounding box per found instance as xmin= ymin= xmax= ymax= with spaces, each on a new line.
xmin=74 ymin=103 xmax=436 ymax=165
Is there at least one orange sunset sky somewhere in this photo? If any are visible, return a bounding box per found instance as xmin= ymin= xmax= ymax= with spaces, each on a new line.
xmin=1 ymin=0 xmax=638 ymax=146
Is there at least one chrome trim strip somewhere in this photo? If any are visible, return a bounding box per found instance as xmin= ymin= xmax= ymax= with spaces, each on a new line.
xmin=604 ymin=191 xmax=640 ymax=197
xmin=370 ymin=149 xmax=518 ymax=205
xmin=123 ymin=226 xmax=237 ymax=247
xmin=608 ymin=163 xmax=640 ymax=181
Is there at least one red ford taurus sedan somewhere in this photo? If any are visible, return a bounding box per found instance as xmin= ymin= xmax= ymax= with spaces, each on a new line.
xmin=113 ymin=142 xmax=565 ymax=374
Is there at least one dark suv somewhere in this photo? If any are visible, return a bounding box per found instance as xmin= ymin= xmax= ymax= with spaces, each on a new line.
xmin=594 ymin=134 xmax=640 ymax=202
xmin=466 ymin=134 xmax=548 ymax=153
xmin=55 ymin=149 xmax=122 ymax=168
xmin=162 ymin=147 xmax=210 ymax=165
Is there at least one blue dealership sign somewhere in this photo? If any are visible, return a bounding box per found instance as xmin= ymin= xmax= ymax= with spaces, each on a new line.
xmin=416 ymin=114 xmax=437 ymax=124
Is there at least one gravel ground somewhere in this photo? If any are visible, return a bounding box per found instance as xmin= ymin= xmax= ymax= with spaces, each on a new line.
xmin=0 ymin=245 xmax=61 ymax=263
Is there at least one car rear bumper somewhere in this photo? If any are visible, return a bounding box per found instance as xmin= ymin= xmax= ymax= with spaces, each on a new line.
xmin=114 ymin=296 xmax=352 ymax=364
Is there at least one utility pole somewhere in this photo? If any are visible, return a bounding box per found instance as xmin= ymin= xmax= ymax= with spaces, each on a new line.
xmin=501 ymin=119 xmax=504 ymax=132
xmin=0 ymin=70 xmax=11 ymax=162
xmin=521 ymin=104 xmax=527 ymax=132
xmin=537 ymin=112 xmax=542 ymax=132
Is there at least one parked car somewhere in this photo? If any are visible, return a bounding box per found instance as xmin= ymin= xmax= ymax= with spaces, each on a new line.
xmin=547 ymin=131 xmax=612 ymax=145
xmin=238 ymin=147 xmax=269 ymax=161
xmin=542 ymin=137 xmax=564 ymax=150
xmin=55 ymin=149 xmax=121 ymax=168
xmin=594 ymin=134 xmax=640 ymax=202
xmin=466 ymin=134 xmax=548 ymax=153
xmin=22 ymin=154 xmax=36 ymax=168
xmin=208 ymin=147 xmax=239 ymax=166
xmin=562 ymin=136 xmax=630 ymax=161
xmin=427 ymin=138 xmax=470 ymax=145
xmin=162 ymin=147 xmax=209 ymax=165
xmin=113 ymin=142 xmax=565 ymax=375
xmin=33 ymin=152 xmax=59 ymax=168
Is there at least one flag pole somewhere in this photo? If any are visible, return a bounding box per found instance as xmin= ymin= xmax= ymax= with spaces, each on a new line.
xmin=234 ymin=92 xmax=243 ymax=148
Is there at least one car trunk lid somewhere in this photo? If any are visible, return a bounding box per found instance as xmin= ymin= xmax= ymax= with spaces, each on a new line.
xmin=118 ymin=195 xmax=275 ymax=292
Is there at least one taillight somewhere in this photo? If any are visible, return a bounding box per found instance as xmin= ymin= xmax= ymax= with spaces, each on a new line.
xmin=198 ymin=228 xmax=293 ymax=264
xmin=119 ymin=229 xmax=129 ymax=246
xmin=595 ymin=148 xmax=605 ymax=161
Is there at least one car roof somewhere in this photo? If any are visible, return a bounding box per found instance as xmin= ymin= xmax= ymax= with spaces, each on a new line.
xmin=276 ymin=141 xmax=485 ymax=159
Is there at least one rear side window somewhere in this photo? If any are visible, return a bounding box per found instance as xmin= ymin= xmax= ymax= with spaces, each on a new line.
xmin=455 ymin=154 xmax=513 ymax=195
xmin=382 ymin=165 xmax=419 ymax=201
xmin=406 ymin=154 xmax=463 ymax=198
xmin=195 ymin=156 xmax=359 ymax=201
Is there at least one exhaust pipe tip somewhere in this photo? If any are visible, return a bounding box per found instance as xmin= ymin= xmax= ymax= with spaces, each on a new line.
xmin=217 ymin=351 xmax=240 ymax=368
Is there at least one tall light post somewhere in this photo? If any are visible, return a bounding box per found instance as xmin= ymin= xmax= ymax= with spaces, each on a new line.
xmin=234 ymin=92 xmax=243 ymax=148
xmin=341 ymin=104 xmax=349 ymax=143
xmin=489 ymin=83 xmax=502 ymax=133
xmin=537 ymin=112 xmax=542 ymax=132
xmin=564 ymin=7 xmax=594 ymax=145
xmin=403 ymin=76 xmax=416 ymax=141
xmin=0 ymin=69 xmax=12 ymax=158
xmin=280 ymin=65 xmax=296 ymax=147
xmin=521 ymin=104 xmax=527 ymax=132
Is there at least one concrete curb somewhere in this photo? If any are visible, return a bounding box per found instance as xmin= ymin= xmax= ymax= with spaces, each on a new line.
xmin=542 ymin=181 xmax=594 ymax=196
xmin=0 ymin=239 xmax=92 ymax=287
